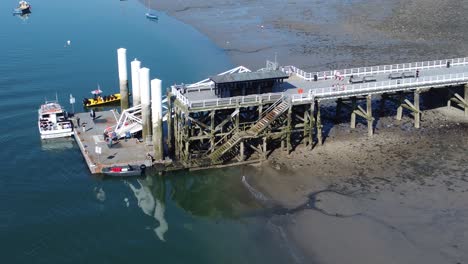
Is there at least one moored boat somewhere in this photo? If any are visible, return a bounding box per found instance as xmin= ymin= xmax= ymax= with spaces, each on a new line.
xmin=102 ymin=164 xmax=146 ymax=177
xmin=38 ymin=101 xmax=74 ymax=139
xmin=15 ymin=0 xmax=31 ymax=14
xmin=145 ymin=13 xmax=158 ymax=20
xmin=83 ymin=93 xmax=121 ymax=107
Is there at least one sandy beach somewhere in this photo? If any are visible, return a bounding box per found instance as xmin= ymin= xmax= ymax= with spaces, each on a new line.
xmin=144 ymin=0 xmax=468 ymax=263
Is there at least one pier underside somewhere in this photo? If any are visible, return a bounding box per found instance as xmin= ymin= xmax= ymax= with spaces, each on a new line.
xmin=168 ymin=84 xmax=468 ymax=168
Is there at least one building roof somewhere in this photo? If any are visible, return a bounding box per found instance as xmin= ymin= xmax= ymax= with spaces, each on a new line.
xmin=210 ymin=70 xmax=289 ymax=84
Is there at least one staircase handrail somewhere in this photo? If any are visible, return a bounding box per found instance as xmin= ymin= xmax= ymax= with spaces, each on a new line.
xmin=259 ymin=95 xmax=286 ymax=120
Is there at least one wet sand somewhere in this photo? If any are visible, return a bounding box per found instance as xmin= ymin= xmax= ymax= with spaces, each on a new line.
xmin=144 ymin=0 xmax=468 ymax=263
xmin=247 ymin=107 xmax=468 ymax=264
xmin=144 ymin=0 xmax=468 ymax=71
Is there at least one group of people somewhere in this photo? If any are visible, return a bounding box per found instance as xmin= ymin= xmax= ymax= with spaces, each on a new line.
xmin=82 ymin=94 xmax=118 ymax=106
xmin=103 ymin=130 xmax=118 ymax=148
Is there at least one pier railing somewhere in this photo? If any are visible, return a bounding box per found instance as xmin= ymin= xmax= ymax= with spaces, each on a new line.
xmin=190 ymin=93 xmax=284 ymax=109
xmin=309 ymin=72 xmax=468 ymax=99
xmin=174 ymin=72 xmax=468 ymax=107
xmin=279 ymin=56 xmax=468 ymax=81
xmin=171 ymin=86 xmax=191 ymax=106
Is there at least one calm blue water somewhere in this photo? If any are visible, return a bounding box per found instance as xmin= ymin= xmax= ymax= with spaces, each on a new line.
xmin=0 ymin=0 xmax=298 ymax=263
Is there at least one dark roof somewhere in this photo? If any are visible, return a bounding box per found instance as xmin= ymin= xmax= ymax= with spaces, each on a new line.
xmin=210 ymin=70 xmax=289 ymax=84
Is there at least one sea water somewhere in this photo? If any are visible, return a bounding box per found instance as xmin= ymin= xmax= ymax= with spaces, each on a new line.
xmin=0 ymin=0 xmax=298 ymax=263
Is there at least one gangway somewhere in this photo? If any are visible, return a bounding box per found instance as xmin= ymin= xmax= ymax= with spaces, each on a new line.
xmin=108 ymin=98 xmax=168 ymax=138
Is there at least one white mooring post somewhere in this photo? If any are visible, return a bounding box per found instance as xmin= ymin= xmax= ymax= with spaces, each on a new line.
xmin=117 ymin=48 xmax=129 ymax=110
xmin=151 ymin=78 xmax=164 ymax=160
xmin=139 ymin=67 xmax=152 ymax=142
xmin=130 ymin=59 xmax=141 ymax=106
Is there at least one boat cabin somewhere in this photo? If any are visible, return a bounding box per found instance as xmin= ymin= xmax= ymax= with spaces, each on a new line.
xmin=210 ymin=70 xmax=289 ymax=98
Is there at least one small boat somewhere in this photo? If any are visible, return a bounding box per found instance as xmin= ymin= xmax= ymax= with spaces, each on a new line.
xmin=14 ymin=0 xmax=31 ymax=14
xmin=145 ymin=13 xmax=158 ymax=20
xmin=83 ymin=86 xmax=121 ymax=107
xmin=102 ymin=164 xmax=146 ymax=177
xmin=38 ymin=101 xmax=74 ymax=139
xmin=83 ymin=93 xmax=121 ymax=107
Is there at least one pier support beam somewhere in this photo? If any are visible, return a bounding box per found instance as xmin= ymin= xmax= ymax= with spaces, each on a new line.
xmin=210 ymin=110 xmax=215 ymax=152
xmin=263 ymin=137 xmax=268 ymax=160
xmin=130 ymin=59 xmax=141 ymax=106
xmin=151 ymin=78 xmax=164 ymax=160
xmin=466 ymin=84 xmax=468 ymax=116
xmin=336 ymin=98 xmax=342 ymax=123
xmin=350 ymin=97 xmax=357 ymax=129
xmin=166 ymin=94 xmax=174 ymax=156
xmin=448 ymin=85 xmax=468 ymax=116
xmin=316 ymin=100 xmax=323 ymax=146
xmin=309 ymin=102 xmax=315 ymax=149
xmin=380 ymin=93 xmax=387 ymax=116
xmin=140 ymin=67 xmax=152 ymax=142
xmin=394 ymin=90 xmax=422 ymax=128
xmin=414 ymin=89 xmax=420 ymax=128
xmin=117 ymin=48 xmax=129 ymax=111
xmin=287 ymin=106 xmax=292 ymax=154
xmin=396 ymin=92 xmax=404 ymax=121
xmin=348 ymin=95 xmax=374 ymax=137
xmin=366 ymin=95 xmax=373 ymax=137
xmin=239 ymin=140 xmax=245 ymax=161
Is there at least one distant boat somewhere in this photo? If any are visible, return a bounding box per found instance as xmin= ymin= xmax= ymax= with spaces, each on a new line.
xmin=145 ymin=13 xmax=158 ymax=20
xmin=14 ymin=0 xmax=31 ymax=15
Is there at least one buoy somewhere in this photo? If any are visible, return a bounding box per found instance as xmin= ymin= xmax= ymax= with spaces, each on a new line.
xmin=67 ymin=40 xmax=71 ymax=46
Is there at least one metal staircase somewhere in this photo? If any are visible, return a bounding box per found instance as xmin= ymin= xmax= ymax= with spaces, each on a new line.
xmin=207 ymin=97 xmax=290 ymax=163
xmin=107 ymin=97 xmax=169 ymax=139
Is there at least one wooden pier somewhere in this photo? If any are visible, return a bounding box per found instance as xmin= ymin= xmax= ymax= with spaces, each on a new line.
xmin=72 ymin=111 xmax=161 ymax=174
xmin=165 ymin=57 xmax=468 ymax=169
xmin=74 ymin=53 xmax=468 ymax=174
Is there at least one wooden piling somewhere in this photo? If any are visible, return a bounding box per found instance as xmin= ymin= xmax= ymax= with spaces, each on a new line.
xmin=309 ymin=102 xmax=315 ymax=149
xmin=287 ymin=106 xmax=292 ymax=154
xmin=396 ymin=92 xmax=403 ymax=121
xmin=316 ymin=100 xmax=323 ymax=145
xmin=465 ymin=84 xmax=468 ymax=116
xmin=367 ymin=95 xmax=373 ymax=137
xmin=414 ymin=89 xmax=420 ymax=128
xmin=350 ymin=97 xmax=356 ymax=129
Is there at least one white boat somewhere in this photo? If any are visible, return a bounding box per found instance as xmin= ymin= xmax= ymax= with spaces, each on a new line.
xmin=14 ymin=0 xmax=31 ymax=14
xmin=38 ymin=101 xmax=74 ymax=139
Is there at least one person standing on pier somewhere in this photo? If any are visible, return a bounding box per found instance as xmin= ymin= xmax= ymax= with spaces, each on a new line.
xmin=82 ymin=123 xmax=86 ymax=133
xmin=76 ymin=116 xmax=80 ymax=127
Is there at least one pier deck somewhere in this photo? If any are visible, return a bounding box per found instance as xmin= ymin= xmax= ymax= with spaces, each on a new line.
xmin=73 ymin=111 xmax=152 ymax=174
xmin=177 ymin=57 xmax=468 ymax=111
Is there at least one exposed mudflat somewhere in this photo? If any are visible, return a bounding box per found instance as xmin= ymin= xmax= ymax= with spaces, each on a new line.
xmin=144 ymin=0 xmax=468 ymax=263
xmin=145 ymin=0 xmax=468 ymax=71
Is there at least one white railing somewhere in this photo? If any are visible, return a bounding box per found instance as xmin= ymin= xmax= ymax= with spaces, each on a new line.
xmin=190 ymin=93 xmax=283 ymax=109
xmin=186 ymin=66 xmax=252 ymax=89
xmin=171 ymin=86 xmax=190 ymax=106
xmin=311 ymin=72 xmax=468 ymax=98
xmin=291 ymin=89 xmax=315 ymax=103
xmin=280 ymin=57 xmax=468 ymax=81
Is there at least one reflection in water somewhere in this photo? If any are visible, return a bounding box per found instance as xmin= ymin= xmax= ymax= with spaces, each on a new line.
xmin=94 ymin=187 xmax=106 ymax=202
xmin=127 ymin=177 xmax=168 ymax=242
xmin=167 ymin=169 xmax=261 ymax=219
xmin=40 ymin=138 xmax=74 ymax=151
xmin=13 ymin=13 xmax=31 ymax=22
